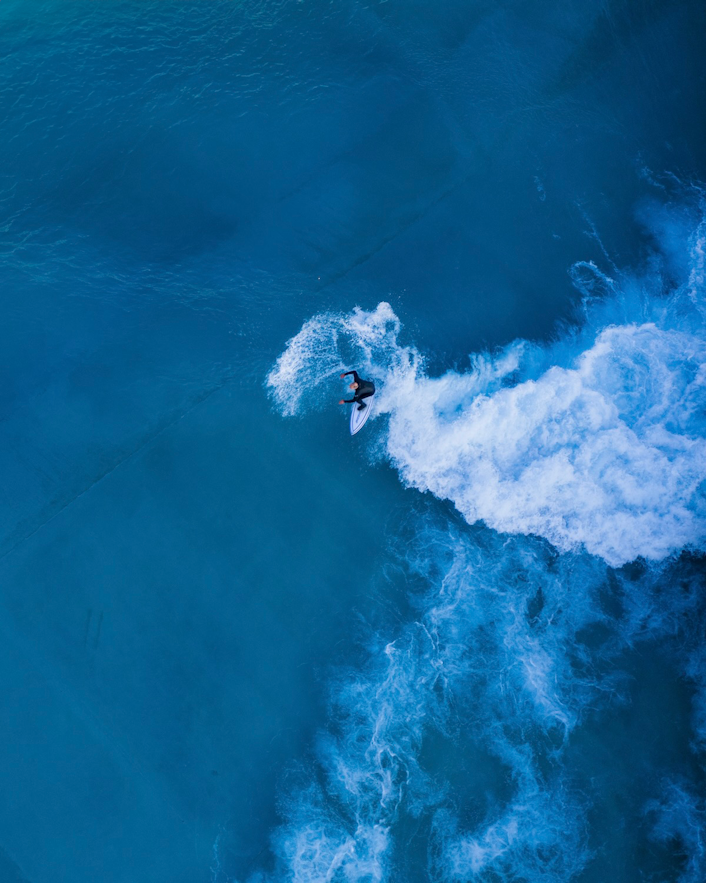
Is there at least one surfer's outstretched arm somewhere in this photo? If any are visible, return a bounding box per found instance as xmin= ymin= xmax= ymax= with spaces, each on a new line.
xmin=340 ymin=370 xmax=360 ymax=382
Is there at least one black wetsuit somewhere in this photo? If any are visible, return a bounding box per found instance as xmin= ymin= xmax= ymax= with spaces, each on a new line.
xmin=342 ymin=370 xmax=375 ymax=410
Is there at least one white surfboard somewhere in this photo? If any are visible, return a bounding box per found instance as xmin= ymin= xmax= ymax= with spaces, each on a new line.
xmin=350 ymin=395 xmax=374 ymax=435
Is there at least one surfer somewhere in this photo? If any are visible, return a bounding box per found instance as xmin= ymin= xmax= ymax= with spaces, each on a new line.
xmin=339 ymin=370 xmax=375 ymax=410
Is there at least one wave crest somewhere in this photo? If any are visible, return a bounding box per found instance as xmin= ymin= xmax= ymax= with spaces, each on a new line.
xmin=268 ymin=200 xmax=706 ymax=567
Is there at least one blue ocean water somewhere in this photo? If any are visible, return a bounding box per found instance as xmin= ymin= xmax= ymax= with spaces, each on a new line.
xmin=0 ymin=1 xmax=705 ymax=881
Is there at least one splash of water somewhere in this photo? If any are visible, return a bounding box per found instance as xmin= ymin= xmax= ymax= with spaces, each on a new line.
xmin=255 ymin=192 xmax=706 ymax=881
xmin=268 ymin=204 xmax=706 ymax=568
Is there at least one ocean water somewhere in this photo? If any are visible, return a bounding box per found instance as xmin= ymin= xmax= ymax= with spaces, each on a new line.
xmin=0 ymin=1 xmax=705 ymax=882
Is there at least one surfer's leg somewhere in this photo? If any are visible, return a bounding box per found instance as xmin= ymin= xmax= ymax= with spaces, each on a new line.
xmin=357 ymin=402 xmax=367 ymax=410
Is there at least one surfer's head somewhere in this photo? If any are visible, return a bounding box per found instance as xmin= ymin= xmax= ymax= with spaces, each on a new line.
xmin=349 ymin=382 xmax=359 ymax=390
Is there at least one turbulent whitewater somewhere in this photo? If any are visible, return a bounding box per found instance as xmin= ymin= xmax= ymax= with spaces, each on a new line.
xmin=260 ymin=193 xmax=706 ymax=883
xmin=269 ymin=197 xmax=706 ymax=568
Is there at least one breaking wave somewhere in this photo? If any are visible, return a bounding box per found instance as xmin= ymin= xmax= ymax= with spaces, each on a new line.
xmin=252 ymin=189 xmax=706 ymax=882
xmin=267 ymin=192 xmax=706 ymax=568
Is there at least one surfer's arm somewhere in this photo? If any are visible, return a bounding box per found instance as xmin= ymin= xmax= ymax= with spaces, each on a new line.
xmin=341 ymin=396 xmax=357 ymax=404
xmin=340 ymin=370 xmax=360 ymax=382
xmin=347 ymin=390 xmax=373 ymax=403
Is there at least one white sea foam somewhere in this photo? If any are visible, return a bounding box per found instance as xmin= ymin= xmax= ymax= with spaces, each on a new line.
xmin=385 ymin=320 xmax=706 ymax=566
xmin=437 ymin=776 xmax=589 ymax=883
xmin=243 ymin=519 xmax=705 ymax=883
xmin=267 ymin=201 xmax=706 ymax=568
xmin=248 ymin=521 xmax=611 ymax=883
xmin=253 ymin=195 xmax=706 ymax=883
xmin=646 ymin=780 xmax=706 ymax=883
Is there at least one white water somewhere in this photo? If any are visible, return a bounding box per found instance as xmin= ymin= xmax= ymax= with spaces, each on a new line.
xmin=256 ymin=193 xmax=706 ymax=882
xmin=268 ymin=198 xmax=706 ymax=568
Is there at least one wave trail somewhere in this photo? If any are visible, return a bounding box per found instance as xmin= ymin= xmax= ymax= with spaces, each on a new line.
xmin=646 ymin=779 xmax=706 ymax=883
xmin=267 ymin=194 xmax=706 ymax=568
xmin=245 ymin=520 xmax=611 ymax=883
xmin=241 ymin=511 xmax=706 ymax=882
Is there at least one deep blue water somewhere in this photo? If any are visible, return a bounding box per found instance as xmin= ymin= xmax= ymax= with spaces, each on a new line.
xmin=1 ymin=1 xmax=705 ymax=881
